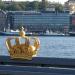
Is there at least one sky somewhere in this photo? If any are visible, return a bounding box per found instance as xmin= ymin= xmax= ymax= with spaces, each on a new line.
xmin=4 ymin=0 xmax=68 ymax=4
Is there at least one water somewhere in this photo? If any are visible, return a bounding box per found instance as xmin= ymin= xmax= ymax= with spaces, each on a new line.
xmin=1 ymin=36 xmax=75 ymax=59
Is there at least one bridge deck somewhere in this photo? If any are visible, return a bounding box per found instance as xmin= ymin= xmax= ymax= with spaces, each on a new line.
xmin=1 ymin=56 xmax=75 ymax=75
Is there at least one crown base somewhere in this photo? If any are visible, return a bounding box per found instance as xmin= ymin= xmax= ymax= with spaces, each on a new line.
xmin=9 ymin=50 xmax=37 ymax=60
xmin=10 ymin=54 xmax=36 ymax=60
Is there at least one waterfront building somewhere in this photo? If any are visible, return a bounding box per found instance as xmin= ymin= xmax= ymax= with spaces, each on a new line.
xmin=69 ymin=13 xmax=75 ymax=32
xmin=0 ymin=10 xmax=7 ymax=31
xmin=65 ymin=0 xmax=75 ymax=14
xmin=7 ymin=11 xmax=70 ymax=33
xmin=4 ymin=1 xmax=12 ymax=5
xmin=42 ymin=0 xmax=47 ymax=11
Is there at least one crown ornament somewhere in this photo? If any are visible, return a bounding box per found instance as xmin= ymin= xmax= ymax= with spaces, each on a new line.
xmin=6 ymin=27 xmax=40 ymax=60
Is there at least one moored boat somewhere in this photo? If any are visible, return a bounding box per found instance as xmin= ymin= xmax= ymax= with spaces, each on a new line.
xmin=0 ymin=31 xmax=32 ymax=36
xmin=69 ymin=32 xmax=75 ymax=36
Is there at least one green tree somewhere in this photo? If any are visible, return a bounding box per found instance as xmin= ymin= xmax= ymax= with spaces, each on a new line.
xmin=31 ymin=1 xmax=39 ymax=11
xmin=0 ymin=1 xmax=64 ymax=11
xmin=6 ymin=2 xmax=22 ymax=11
xmin=38 ymin=2 xmax=42 ymax=11
xmin=0 ymin=0 xmax=5 ymax=10
xmin=13 ymin=2 xmax=22 ymax=11
xmin=18 ymin=2 xmax=26 ymax=10
xmin=54 ymin=3 xmax=64 ymax=12
xmin=25 ymin=1 xmax=31 ymax=10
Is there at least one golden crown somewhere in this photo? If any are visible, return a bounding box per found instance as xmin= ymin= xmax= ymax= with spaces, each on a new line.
xmin=6 ymin=29 xmax=40 ymax=60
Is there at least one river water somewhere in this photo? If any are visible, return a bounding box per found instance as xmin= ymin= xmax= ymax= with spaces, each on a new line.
xmin=1 ymin=36 xmax=75 ymax=59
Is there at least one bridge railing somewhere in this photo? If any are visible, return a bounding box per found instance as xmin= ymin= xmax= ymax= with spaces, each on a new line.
xmin=1 ymin=56 xmax=75 ymax=75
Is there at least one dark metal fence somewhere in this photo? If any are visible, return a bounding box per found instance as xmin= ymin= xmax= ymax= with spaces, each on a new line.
xmin=1 ymin=56 xmax=75 ymax=75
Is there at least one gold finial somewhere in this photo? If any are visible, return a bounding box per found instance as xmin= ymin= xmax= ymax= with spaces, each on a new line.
xmin=19 ymin=26 xmax=26 ymax=37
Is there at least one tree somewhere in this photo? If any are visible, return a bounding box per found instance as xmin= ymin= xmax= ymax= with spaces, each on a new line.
xmin=0 ymin=1 xmax=64 ymax=11
xmin=5 ymin=2 xmax=22 ymax=11
xmin=0 ymin=0 xmax=5 ymax=10
xmin=25 ymin=1 xmax=31 ymax=10
xmin=13 ymin=2 xmax=22 ymax=11
xmin=18 ymin=2 xmax=26 ymax=10
xmin=31 ymin=1 xmax=39 ymax=11
xmin=54 ymin=3 xmax=64 ymax=12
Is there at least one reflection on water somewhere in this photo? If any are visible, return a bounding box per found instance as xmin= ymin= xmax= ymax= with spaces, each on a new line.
xmin=1 ymin=36 xmax=75 ymax=58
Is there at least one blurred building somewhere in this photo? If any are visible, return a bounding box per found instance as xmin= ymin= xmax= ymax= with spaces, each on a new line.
xmin=65 ymin=0 xmax=75 ymax=14
xmin=4 ymin=1 xmax=12 ymax=5
xmin=0 ymin=10 xmax=7 ymax=31
xmin=7 ymin=11 xmax=70 ymax=33
xmin=69 ymin=13 xmax=75 ymax=32
xmin=42 ymin=0 xmax=46 ymax=11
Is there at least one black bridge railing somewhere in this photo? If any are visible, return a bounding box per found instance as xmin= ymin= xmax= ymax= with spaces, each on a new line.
xmin=1 ymin=56 xmax=75 ymax=75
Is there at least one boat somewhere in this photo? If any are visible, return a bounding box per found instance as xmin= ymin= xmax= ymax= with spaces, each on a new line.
xmin=0 ymin=31 xmax=32 ymax=36
xmin=36 ymin=30 xmax=65 ymax=36
xmin=69 ymin=31 xmax=75 ymax=36
xmin=0 ymin=24 xmax=32 ymax=36
xmin=0 ymin=31 xmax=19 ymax=36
